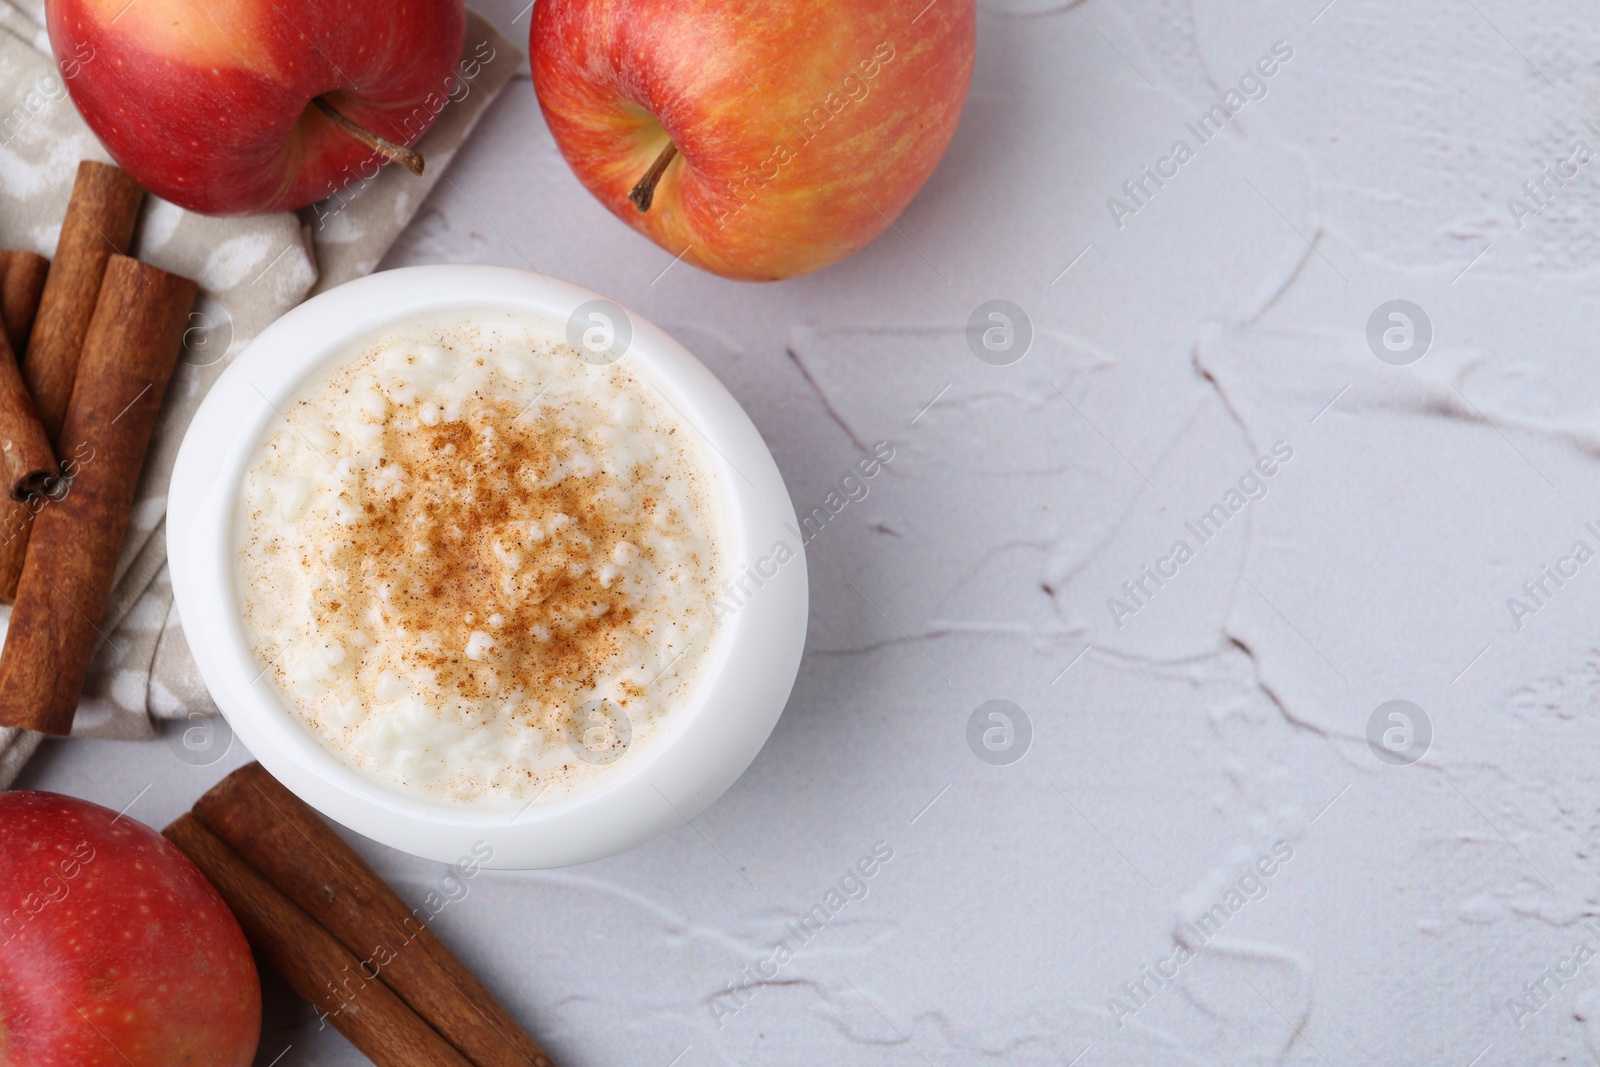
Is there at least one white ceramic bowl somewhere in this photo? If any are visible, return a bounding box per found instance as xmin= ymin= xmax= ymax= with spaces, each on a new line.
xmin=168 ymin=265 xmax=807 ymax=869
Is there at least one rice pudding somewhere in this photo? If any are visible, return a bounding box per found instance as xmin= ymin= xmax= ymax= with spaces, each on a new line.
xmin=238 ymin=316 xmax=725 ymax=803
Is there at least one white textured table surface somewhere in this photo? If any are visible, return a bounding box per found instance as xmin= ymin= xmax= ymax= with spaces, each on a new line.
xmin=19 ymin=0 xmax=1600 ymax=1062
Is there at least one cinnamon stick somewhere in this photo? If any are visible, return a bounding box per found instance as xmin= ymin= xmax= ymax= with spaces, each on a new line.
xmin=194 ymin=763 xmax=557 ymax=1067
xmin=23 ymin=161 xmax=143 ymax=439
xmin=0 ymin=249 xmax=49 ymax=354
xmin=0 ymin=252 xmax=50 ymax=599
xmin=0 ymin=325 xmax=57 ymax=501
xmin=0 ymin=495 xmax=37 ymax=602
xmin=0 ymin=256 xmax=194 ymax=734
xmin=163 ymin=815 xmax=475 ymax=1067
xmin=0 ymin=164 xmax=142 ymax=599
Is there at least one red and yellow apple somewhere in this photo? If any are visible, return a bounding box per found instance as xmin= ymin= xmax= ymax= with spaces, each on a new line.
xmin=46 ymin=0 xmax=467 ymax=215
xmin=532 ymin=0 xmax=976 ymax=281
xmin=0 ymin=791 xmax=260 ymax=1066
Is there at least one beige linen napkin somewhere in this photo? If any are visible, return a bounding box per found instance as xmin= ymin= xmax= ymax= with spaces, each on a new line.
xmin=0 ymin=3 xmax=520 ymax=787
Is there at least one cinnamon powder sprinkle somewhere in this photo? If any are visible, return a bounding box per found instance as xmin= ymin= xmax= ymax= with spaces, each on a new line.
xmin=239 ymin=320 xmax=724 ymax=803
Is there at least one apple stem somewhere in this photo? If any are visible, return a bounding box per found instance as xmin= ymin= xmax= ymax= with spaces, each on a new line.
xmin=628 ymin=143 xmax=679 ymax=213
xmin=313 ymin=97 xmax=424 ymax=176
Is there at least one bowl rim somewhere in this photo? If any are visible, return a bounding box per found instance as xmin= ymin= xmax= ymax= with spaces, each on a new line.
xmin=167 ymin=264 xmax=807 ymax=868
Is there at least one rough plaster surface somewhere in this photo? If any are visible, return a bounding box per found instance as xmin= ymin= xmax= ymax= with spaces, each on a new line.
xmin=20 ymin=0 xmax=1600 ymax=1062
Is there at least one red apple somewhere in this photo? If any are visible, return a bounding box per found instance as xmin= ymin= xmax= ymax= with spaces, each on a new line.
xmin=46 ymin=0 xmax=467 ymax=215
xmin=0 ymin=791 xmax=260 ymax=1066
xmin=532 ymin=0 xmax=976 ymax=281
